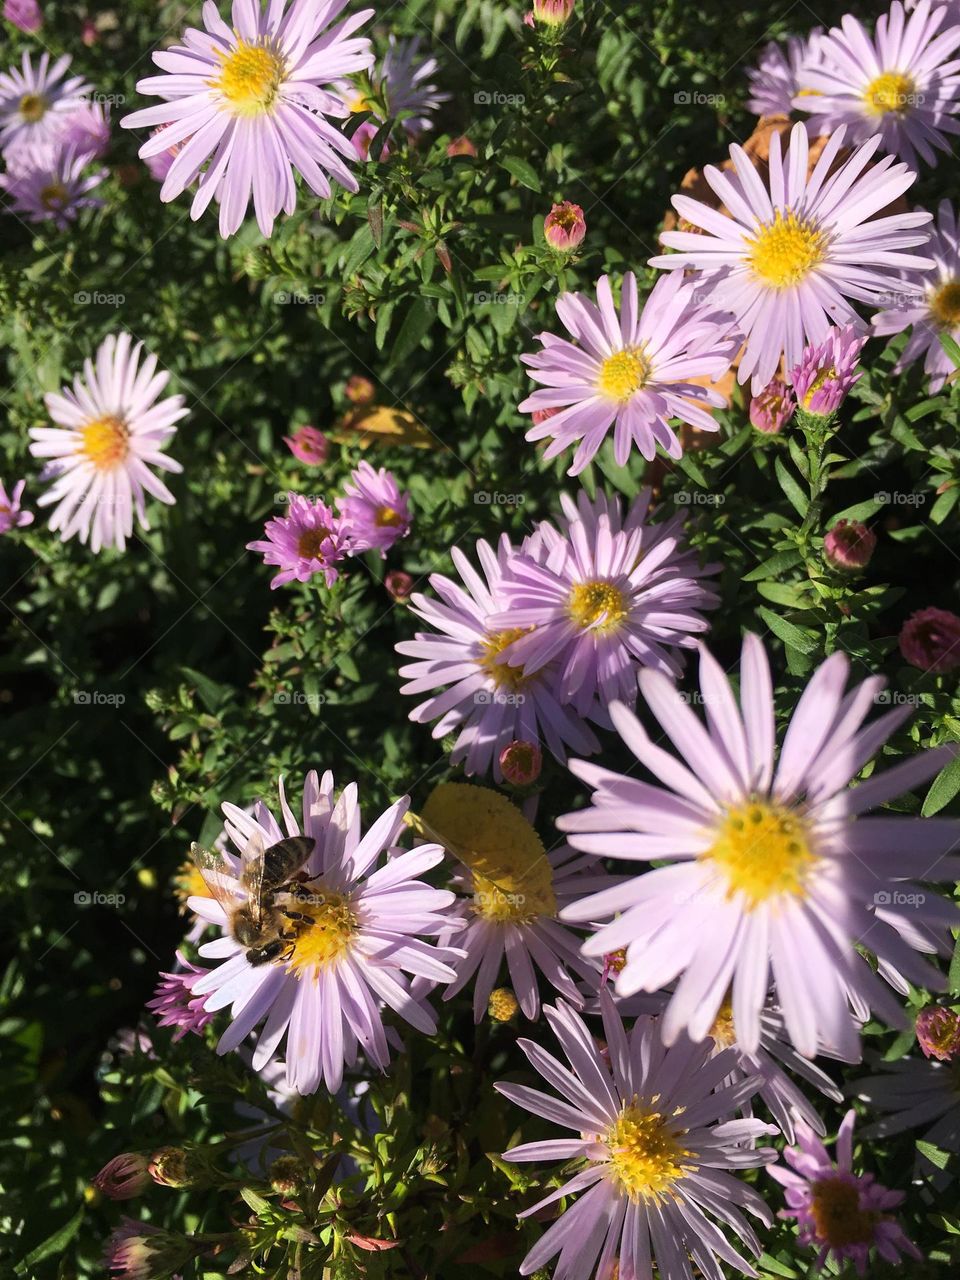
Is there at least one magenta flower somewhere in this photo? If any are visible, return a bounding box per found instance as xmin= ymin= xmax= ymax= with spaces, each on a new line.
xmin=490 ymin=489 xmax=720 ymax=717
xmin=494 ymin=994 xmax=778 ymax=1280
xmin=873 ymin=198 xmax=960 ymax=391
xmin=93 ymin=1153 xmax=151 ymax=1201
xmin=520 ymin=270 xmax=737 ymax=474
xmin=652 ymin=123 xmax=934 ymax=392
xmin=29 ymin=334 xmax=186 ymax=553
xmin=0 ymin=51 xmax=90 ymax=158
xmin=543 ymin=200 xmax=585 ymax=250
xmin=187 ymin=771 xmax=461 ymax=1094
xmin=121 ymin=0 xmax=375 ymax=238
xmin=0 ymin=478 xmax=33 ymax=532
xmin=798 ymin=0 xmax=960 ymax=170
xmin=791 ymin=325 xmax=866 ymax=415
xmin=0 ymin=145 xmax=106 ymax=229
xmin=899 ymin=605 xmax=960 ymax=671
xmin=146 ymin=952 xmax=217 ymax=1043
xmin=395 ymin=533 xmax=598 ymax=781
xmin=3 ymin=0 xmax=42 ymax=34
xmin=749 ymin=377 xmax=796 ymax=433
xmin=746 ymin=32 xmax=825 ymax=118
xmin=499 ymin=739 xmax=542 ymax=785
xmin=283 ymin=424 xmax=328 ymax=465
xmin=770 ymin=1110 xmax=921 ymax=1274
xmin=915 ymin=1005 xmax=960 ymax=1059
xmin=337 ymin=461 xmax=411 ymax=556
xmin=560 ymin=634 xmax=960 ymax=1059
xmin=824 ymin=520 xmax=877 ymax=572
xmin=247 ymin=493 xmax=347 ymax=589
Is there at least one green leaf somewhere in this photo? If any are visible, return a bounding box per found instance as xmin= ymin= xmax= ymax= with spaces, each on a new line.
xmin=939 ymin=331 xmax=960 ymax=369
xmin=388 ymin=297 xmax=434 ymax=367
xmin=757 ymin=606 xmax=818 ymax=655
xmin=922 ymin=752 xmax=960 ymax=817
xmin=181 ymin=666 xmax=229 ymax=714
xmin=948 ymin=933 xmax=960 ymax=996
xmin=743 ymin=550 xmax=803 ymax=582
xmin=917 ymin=1139 xmax=953 ymax=1171
xmin=774 ymin=458 xmax=809 ymax=518
xmin=341 ymin=223 xmax=376 ymax=278
xmin=498 ymin=156 xmax=542 ymax=192
xmin=15 ymin=1207 xmax=84 ymax=1274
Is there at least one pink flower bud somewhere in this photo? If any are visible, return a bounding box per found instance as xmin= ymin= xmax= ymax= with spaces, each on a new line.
xmin=345 ymin=375 xmax=376 ymax=405
xmin=531 ymin=406 xmax=559 ymax=426
xmin=916 ymin=1007 xmax=960 ymax=1061
xmin=385 ymin=569 xmax=414 ymax=602
xmin=533 ymin=0 xmax=575 ymax=25
xmin=93 ymin=1153 xmax=151 ymax=1200
xmin=899 ymin=606 xmax=960 ymax=674
xmin=81 ymin=17 xmax=98 ymax=46
xmin=447 ymin=135 xmax=477 ymax=158
xmin=4 ymin=0 xmax=42 ymax=34
xmin=499 ymin=739 xmax=542 ymax=785
xmin=544 ymin=201 xmax=586 ymax=251
xmin=749 ymin=378 xmax=795 ymax=434
xmin=791 ymin=325 xmax=866 ymax=416
xmin=823 ymin=520 xmax=876 ymax=572
xmin=283 ymin=425 xmax=328 ymax=466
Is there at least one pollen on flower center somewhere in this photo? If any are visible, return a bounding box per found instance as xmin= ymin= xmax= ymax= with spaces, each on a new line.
xmin=930 ymin=280 xmax=960 ymax=329
xmin=568 ymin=580 xmax=629 ymax=632
xmin=375 ymin=505 xmax=403 ymax=527
xmin=597 ymin=347 xmax=651 ymax=402
xmin=605 ymin=1101 xmax=692 ymax=1203
xmin=471 ymin=868 xmax=557 ymax=923
xmin=480 ymin=627 xmax=533 ymax=691
xmin=284 ymin=885 xmax=357 ymax=975
xmin=705 ymin=801 xmax=816 ymax=908
xmin=19 ymin=92 xmax=48 ymax=122
xmin=297 ymin=527 xmax=330 ymax=560
xmin=214 ymin=41 xmax=286 ymax=116
xmin=39 ymin=182 xmax=68 ymax=211
xmin=863 ymin=70 xmax=915 ymax=116
xmin=810 ymin=1176 xmax=879 ymax=1247
xmin=79 ymin=415 xmax=129 ymax=470
xmin=709 ymin=997 xmax=737 ymax=1049
xmin=747 ymin=210 xmax=826 ymax=288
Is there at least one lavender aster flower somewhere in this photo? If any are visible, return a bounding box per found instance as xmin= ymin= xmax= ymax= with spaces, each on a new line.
xmin=337 ymin=460 xmax=411 ymax=556
xmin=873 ymin=198 xmax=960 ymax=391
xmin=247 ymin=493 xmax=347 ymax=589
xmin=121 ymin=0 xmax=375 ymax=238
xmin=494 ymin=993 xmax=778 ymax=1280
xmin=395 ymin=534 xmax=599 ymax=781
xmin=559 ymin=634 xmax=960 ymax=1060
xmin=769 ymin=1109 xmax=922 ymax=1273
xmin=746 ymin=32 xmax=825 ymax=119
xmin=652 ymin=123 xmax=934 ymax=392
xmin=855 ymin=1053 xmax=960 ymax=1158
xmin=28 ymin=334 xmax=186 ymax=553
xmin=520 ymin=270 xmax=737 ymax=475
xmin=490 ymin=490 xmax=720 ymax=718
xmin=187 ymin=771 xmax=461 ymax=1094
xmin=62 ymin=98 xmax=111 ymax=159
xmin=377 ymin=35 xmax=448 ymax=136
xmin=0 ymin=145 xmax=106 ymax=229
xmin=791 ymin=324 xmax=867 ymax=415
xmin=798 ymin=0 xmax=960 ymax=170
xmin=0 ymin=478 xmax=33 ymax=532
xmin=0 ymin=51 xmax=90 ymax=157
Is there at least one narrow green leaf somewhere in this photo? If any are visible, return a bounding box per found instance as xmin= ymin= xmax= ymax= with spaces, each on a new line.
xmin=15 ymin=1207 xmax=84 ymax=1274
xmin=774 ymin=458 xmax=809 ymax=518
xmin=499 ymin=156 xmax=542 ymax=192
xmin=389 ymin=297 xmax=434 ymax=367
xmin=757 ymin=606 xmax=818 ymax=655
xmin=922 ymin=753 xmax=960 ymax=817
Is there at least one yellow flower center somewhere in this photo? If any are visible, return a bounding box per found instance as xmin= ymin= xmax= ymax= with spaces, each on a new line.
xmin=568 ymin=580 xmax=629 ymax=632
xmin=349 ymin=92 xmax=372 ymax=114
xmin=214 ymin=41 xmax=286 ymax=116
xmin=709 ymin=997 xmax=737 ymax=1049
xmin=930 ymin=280 xmax=960 ymax=329
xmin=863 ymin=70 xmax=915 ymax=116
xmin=19 ymin=92 xmax=48 ymax=123
xmin=296 ymin=527 xmax=329 ymax=560
xmin=39 ymin=181 xmax=68 ymax=211
xmin=79 ymin=415 xmax=129 ymax=470
xmin=471 ymin=864 xmax=557 ymax=923
xmin=810 ymin=1177 xmax=879 ymax=1247
xmin=487 ymin=987 xmax=520 ymax=1021
xmin=597 ymin=347 xmax=651 ymax=402
xmin=705 ymin=801 xmax=816 ymax=909
xmin=605 ymin=1102 xmax=692 ymax=1203
xmin=747 ymin=210 xmax=827 ymax=288
xmin=174 ymin=860 xmax=212 ymax=910
xmin=284 ymin=886 xmax=357 ymax=976
xmin=375 ymin=505 xmax=403 ymax=527
xmin=480 ymin=627 xmax=533 ymax=691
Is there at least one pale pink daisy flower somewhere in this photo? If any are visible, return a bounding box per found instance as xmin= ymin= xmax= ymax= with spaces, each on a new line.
xmin=395 ymin=534 xmax=599 ymax=781
xmin=0 ymin=145 xmax=106 ymax=229
xmin=855 ymin=1051 xmax=960 ymax=1158
xmin=333 ymin=35 xmax=446 ymax=160
xmin=769 ymin=1109 xmax=922 ymax=1273
xmin=246 ymin=493 xmax=347 ymax=589
xmin=187 ymin=771 xmax=461 ymax=1094
xmin=791 ymin=324 xmax=866 ymax=415
xmin=798 ymin=0 xmax=960 ymax=171
xmin=337 ymin=460 xmax=411 ymax=556
xmin=0 ymin=51 xmax=90 ymax=158
xmin=873 ymin=198 xmax=960 ymax=391
xmin=28 ymin=334 xmax=186 ymax=553
xmin=651 ymin=122 xmax=934 ymax=392
xmin=746 ymin=32 xmax=825 ymax=119
xmin=121 ymin=0 xmax=375 ymax=239
xmin=0 ymin=478 xmax=33 ymax=532
xmin=61 ymin=98 xmax=111 ymax=159
xmin=520 ymin=270 xmax=737 ymax=475
xmin=494 ymin=993 xmax=778 ymax=1280
xmin=490 ymin=489 xmax=720 ymax=717
xmin=559 ymin=634 xmax=960 ymax=1060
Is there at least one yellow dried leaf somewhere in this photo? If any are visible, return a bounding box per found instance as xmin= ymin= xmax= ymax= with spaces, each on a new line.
xmin=328 ymin=404 xmax=437 ymax=450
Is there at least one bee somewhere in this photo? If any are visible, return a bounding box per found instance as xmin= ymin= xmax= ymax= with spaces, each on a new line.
xmin=189 ymin=832 xmax=315 ymax=967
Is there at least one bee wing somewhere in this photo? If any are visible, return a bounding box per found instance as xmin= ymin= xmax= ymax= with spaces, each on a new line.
xmin=241 ymin=830 xmax=267 ymax=920
xmin=188 ymin=842 xmax=242 ymax=911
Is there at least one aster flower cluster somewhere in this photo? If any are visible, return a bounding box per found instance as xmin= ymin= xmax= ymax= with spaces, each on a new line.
xmin=0 ymin=49 xmax=108 ymax=228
